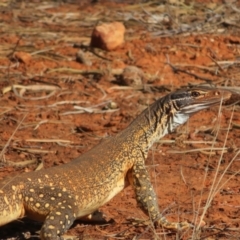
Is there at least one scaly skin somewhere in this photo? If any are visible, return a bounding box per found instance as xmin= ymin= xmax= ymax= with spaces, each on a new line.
xmin=0 ymin=87 xmax=234 ymax=239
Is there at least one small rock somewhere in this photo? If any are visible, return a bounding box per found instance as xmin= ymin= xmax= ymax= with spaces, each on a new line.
xmin=198 ymin=220 xmax=206 ymax=227
xmin=76 ymin=49 xmax=92 ymax=66
xmin=19 ymin=153 xmax=26 ymax=159
xmin=121 ymin=66 xmax=144 ymax=87
xmin=108 ymin=101 xmax=118 ymax=109
xmin=14 ymin=51 xmax=32 ymax=64
xmin=90 ymin=22 xmax=125 ymax=51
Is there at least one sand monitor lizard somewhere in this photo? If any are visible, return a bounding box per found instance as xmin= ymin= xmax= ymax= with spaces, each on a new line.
xmin=0 ymin=87 xmax=235 ymax=239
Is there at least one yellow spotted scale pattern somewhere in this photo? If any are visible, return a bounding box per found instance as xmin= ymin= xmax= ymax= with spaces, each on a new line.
xmin=0 ymin=87 xmax=233 ymax=239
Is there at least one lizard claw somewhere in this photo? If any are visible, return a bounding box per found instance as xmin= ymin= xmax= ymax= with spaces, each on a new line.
xmin=156 ymin=217 xmax=193 ymax=231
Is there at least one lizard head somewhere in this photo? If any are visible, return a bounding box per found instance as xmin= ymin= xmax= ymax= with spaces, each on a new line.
xmin=130 ymin=86 xmax=239 ymax=147
xmin=172 ymin=87 xmax=233 ymax=115
xmin=159 ymin=87 xmax=236 ymax=134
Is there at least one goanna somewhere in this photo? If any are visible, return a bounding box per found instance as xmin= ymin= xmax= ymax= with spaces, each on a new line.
xmin=0 ymin=87 xmax=235 ymax=239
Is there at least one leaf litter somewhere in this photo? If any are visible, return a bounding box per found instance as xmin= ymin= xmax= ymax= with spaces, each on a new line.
xmin=0 ymin=0 xmax=240 ymax=239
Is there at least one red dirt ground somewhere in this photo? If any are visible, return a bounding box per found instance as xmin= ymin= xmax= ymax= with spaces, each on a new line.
xmin=0 ymin=1 xmax=240 ymax=239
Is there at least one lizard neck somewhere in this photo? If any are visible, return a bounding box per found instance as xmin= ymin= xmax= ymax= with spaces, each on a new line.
xmin=118 ymin=96 xmax=190 ymax=153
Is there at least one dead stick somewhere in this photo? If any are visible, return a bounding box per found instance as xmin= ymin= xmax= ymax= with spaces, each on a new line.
xmin=167 ymin=61 xmax=213 ymax=84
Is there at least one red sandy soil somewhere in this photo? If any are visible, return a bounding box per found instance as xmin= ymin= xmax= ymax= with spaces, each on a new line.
xmin=0 ymin=1 xmax=240 ymax=239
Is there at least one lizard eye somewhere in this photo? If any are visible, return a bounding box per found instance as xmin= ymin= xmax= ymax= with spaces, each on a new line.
xmin=191 ymin=91 xmax=200 ymax=97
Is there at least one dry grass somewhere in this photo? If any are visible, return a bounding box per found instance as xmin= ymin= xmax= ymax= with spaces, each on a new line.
xmin=1 ymin=1 xmax=240 ymax=239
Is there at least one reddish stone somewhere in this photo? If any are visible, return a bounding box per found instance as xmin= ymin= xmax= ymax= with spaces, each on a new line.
xmin=90 ymin=22 xmax=125 ymax=51
xmin=14 ymin=51 xmax=32 ymax=64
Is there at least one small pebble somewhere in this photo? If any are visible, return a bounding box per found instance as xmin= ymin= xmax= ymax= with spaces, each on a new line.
xmin=90 ymin=22 xmax=125 ymax=51
xmin=108 ymin=101 xmax=118 ymax=109
xmin=14 ymin=51 xmax=32 ymax=64
xmin=121 ymin=66 xmax=144 ymax=87
xmin=76 ymin=50 xmax=92 ymax=66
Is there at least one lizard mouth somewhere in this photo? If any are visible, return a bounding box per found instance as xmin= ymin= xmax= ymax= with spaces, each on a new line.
xmin=180 ymin=89 xmax=236 ymax=115
xmin=181 ymin=90 xmax=240 ymax=115
xmin=181 ymin=98 xmax=226 ymax=114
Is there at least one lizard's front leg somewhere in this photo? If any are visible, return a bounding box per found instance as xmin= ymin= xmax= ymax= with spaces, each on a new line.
xmin=130 ymin=158 xmax=190 ymax=231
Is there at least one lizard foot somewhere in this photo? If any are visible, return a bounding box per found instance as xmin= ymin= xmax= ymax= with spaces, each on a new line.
xmin=127 ymin=217 xmax=192 ymax=231
xmin=156 ymin=217 xmax=193 ymax=231
xmin=60 ymin=235 xmax=79 ymax=240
